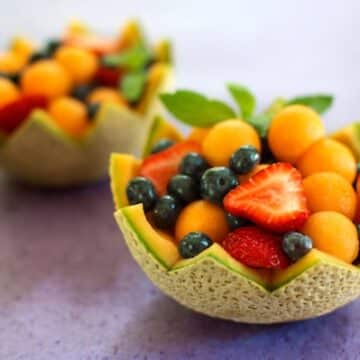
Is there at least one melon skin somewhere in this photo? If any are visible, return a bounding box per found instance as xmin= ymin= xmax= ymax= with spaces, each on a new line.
xmin=0 ymin=64 xmax=174 ymax=188
xmin=111 ymin=154 xmax=360 ymax=324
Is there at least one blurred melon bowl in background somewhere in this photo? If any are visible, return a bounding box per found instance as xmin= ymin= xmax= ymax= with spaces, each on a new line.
xmin=0 ymin=20 xmax=174 ymax=187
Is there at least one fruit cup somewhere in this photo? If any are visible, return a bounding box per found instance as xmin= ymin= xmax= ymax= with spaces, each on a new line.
xmin=110 ymin=85 xmax=360 ymax=323
xmin=0 ymin=20 xmax=174 ymax=187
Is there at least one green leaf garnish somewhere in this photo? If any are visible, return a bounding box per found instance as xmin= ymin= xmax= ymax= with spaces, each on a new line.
xmin=227 ymin=83 xmax=256 ymax=119
xmin=160 ymin=90 xmax=236 ymax=127
xmin=286 ymin=94 xmax=333 ymax=114
xmin=246 ymin=113 xmax=272 ymax=138
xmin=120 ymin=71 xmax=147 ymax=102
xmin=102 ymin=44 xmax=152 ymax=71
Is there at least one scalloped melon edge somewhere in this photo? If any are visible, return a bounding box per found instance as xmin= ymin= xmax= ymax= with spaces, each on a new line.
xmin=0 ymin=64 xmax=174 ymax=187
xmin=111 ymin=152 xmax=360 ymax=323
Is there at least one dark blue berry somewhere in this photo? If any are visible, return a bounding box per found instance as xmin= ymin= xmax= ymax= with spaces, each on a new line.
xmin=229 ymin=145 xmax=260 ymax=174
xmin=126 ymin=177 xmax=158 ymax=212
xmin=87 ymin=102 xmax=101 ymax=120
xmin=151 ymin=139 xmax=175 ymax=154
xmin=152 ymin=195 xmax=182 ymax=229
xmin=72 ymin=84 xmax=96 ymax=102
xmin=226 ymin=213 xmax=248 ymax=230
xmin=28 ymin=51 xmax=49 ymax=63
xmin=45 ymin=39 xmax=61 ymax=55
xmin=282 ymin=232 xmax=313 ymax=262
xmin=200 ymin=166 xmax=238 ymax=204
xmin=167 ymin=174 xmax=199 ymax=203
xmin=179 ymin=152 xmax=209 ymax=180
xmin=178 ymin=232 xmax=213 ymax=258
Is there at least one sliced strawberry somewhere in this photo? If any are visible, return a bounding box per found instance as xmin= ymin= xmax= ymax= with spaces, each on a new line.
xmin=0 ymin=95 xmax=48 ymax=133
xmin=64 ymin=35 xmax=118 ymax=56
xmin=222 ymin=226 xmax=290 ymax=269
xmin=139 ymin=140 xmax=202 ymax=195
xmin=94 ymin=66 xmax=123 ymax=87
xmin=224 ymin=162 xmax=309 ymax=233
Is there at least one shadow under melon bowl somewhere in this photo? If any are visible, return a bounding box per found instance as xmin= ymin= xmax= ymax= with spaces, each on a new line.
xmin=0 ymin=64 xmax=174 ymax=187
xmin=110 ymin=152 xmax=360 ymax=324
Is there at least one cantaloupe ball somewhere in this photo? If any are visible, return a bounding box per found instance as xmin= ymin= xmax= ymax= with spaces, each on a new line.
xmin=302 ymin=211 xmax=359 ymax=263
xmin=48 ymin=96 xmax=88 ymax=137
xmin=87 ymin=87 xmax=128 ymax=106
xmin=0 ymin=78 xmax=20 ymax=108
xmin=268 ymin=105 xmax=325 ymax=164
xmin=10 ymin=36 xmax=36 ymax=59
xmin=187 ymin=127 xmax=211 ymax=144
xmin=0 ymin=51 xmax=26 ymax=73
xmin=175 ymin=200 xmax=229 ymax=243
xmin=55 ymin=46 xmax=98 ymax=84
xmin=303 ymin=172 xmax=357 ymax=219
xmin=21 ymin=60 xmax=72 ymax=99
xmin=297 ymin=138 xmax=356 ymax=184
xmin=202 ymin=119 xmax=261 ymax=166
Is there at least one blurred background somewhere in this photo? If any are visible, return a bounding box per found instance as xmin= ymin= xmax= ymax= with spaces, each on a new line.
xmin=1 ymin=0 xmax=360 ymax=130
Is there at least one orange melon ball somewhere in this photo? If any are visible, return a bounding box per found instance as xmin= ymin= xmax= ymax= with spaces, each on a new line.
xmin=48 ymin=97 xmax=88 ymax=137
xmin=21 ymin=60 xmax=72 ymax=99
xmin=175 ymin=200 xmax=229 ymax=243
xmin=0 ymin=78 xmax=20 ymax=108
xmin=55 ymin=46 xmax=98 ymax=84
xmin=187 ymin=127 xmax=211 ymax=144
xmin=11 ymin=37 xmax=36 ymax=59
xmin=0 ymin=52 xmax=26 ymax=73
xmin=202 ymin=119 xmax=261 ymax=166
xmin=268 ymin=105 xmax=325 ymax=164
xmin=303 ymin=172 xmax=357 ymax=219
xmin=297 ymin=138 xmax=356 ymax=183
xmin=302 ymin=211 xmax=359 ymax=263
xmin=87 ymin=87 xmax=127 ymax=106
xmin=238 ymin=164 xmax=269 ymax=183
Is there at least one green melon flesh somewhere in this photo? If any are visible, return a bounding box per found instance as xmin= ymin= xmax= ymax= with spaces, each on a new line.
xmin=111 ymin=154 xmax=360 ymax=323
xmin=331 ymin=122 xmax=360 ymax=161
xmin=0 ymin=65 xmax=174 ymax=187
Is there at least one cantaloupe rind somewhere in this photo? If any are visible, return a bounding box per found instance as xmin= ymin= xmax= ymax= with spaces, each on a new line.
xmin=0 ymin=64 xmax=174 ymax=187
xmin=111 ymin=153 xmax=360 ymax=323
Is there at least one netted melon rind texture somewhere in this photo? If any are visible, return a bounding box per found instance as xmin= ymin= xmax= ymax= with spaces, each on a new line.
xmin=117 ymin=211 xmax=360 ymax=324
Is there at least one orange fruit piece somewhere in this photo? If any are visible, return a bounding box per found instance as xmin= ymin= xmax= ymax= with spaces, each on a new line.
xmin=0 ymin=78 xmax=20 ymax=108
xmin=268 ymin=105 xmax=325 ymax=164
xmin=175 ymin=200 xmax=229 ymax=243
xmin=55 ymin=46 xmax=98 ymax=85
xmin=187 ymin=127 xmax=211 ymax=144
xmin=238 ymin=164 xmax=269 ymax=183
xmin=202 ymin=119 xmax=261 ymax=167
xmin=87 ymin=87 xmax=128 ymax=106
xmin=303 ymin=172 xmax=357 ymax=219
xmin=0 ymin=52 xmax=26 ymax=73
xmin=301 ymin=211 xmax=359 ymax=263
xmin=21 ymin=60 xmax=72 ymax=99
xmin=297 ymin=138 xmax=356 ymax=183
xmin=48 ymin=96 xmax=89 ymax=137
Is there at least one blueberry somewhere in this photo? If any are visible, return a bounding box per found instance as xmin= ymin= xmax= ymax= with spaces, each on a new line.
xmin=229 ymin=145 xmax=260 ymax=174
xmin=126 ymin=177 xmax=158 ymax=212
xmin=282 ymin=232 xmax=313 ymax=262
xmin=168 ymin=174 xmax=199 ymax=203
xmin=200 ymin=166 xmax=238 ymax=204
xmin=179 ymin=232 xmax=213 ymax=258
xmin=28 ymin=51 xmax=49 ymax=64
xmin=152 ymin=195 xmax=182 ymax=229
xmin=87 ymin=102 xmax=101 ymax=120
xmin=226 ymin=213 xmax=248 ymax=230
xmin=72 ymin=84 xmax=96 ymax=102
xmin=179 ymin=152 xmax=209 ymax=180
xmin=44 ymin=39 xmax=61 ymax=55
xmin=151 ymin=139 xmax=175 ymax=154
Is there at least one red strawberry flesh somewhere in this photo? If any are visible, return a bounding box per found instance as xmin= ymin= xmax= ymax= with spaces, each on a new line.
xmin=224 ymin=162 xmax=309 ymax=233
xmin=222 ymin=226 xmax=290 ymax=269
xmin=139 ymin=140 xmax=201 ymax=195
xmin=94 ymin=66 xmax=123 ymax=87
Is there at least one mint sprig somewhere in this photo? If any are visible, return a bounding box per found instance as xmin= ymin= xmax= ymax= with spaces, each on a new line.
xmin=120 ymin=71 xmax=147 ymax=102
xmin=287 ymin=94 xmax=333 ymax=114
xmin=160 ymin=90 xmax=236 ymax=127
xmin=227 ymin=83 xmax=256 ymax=119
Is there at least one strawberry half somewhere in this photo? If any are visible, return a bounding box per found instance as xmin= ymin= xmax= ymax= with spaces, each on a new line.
xmin=222 ymin=226 xmax=290 ymax=269
xmin=224 ymin=162 xmax=309 ymax=233
xmin=94 ymin=66 xmax=123 ymax=87
xmin=0 ymin=95 xmax=48 ymax=133
xmin=139 ymin=140 xmax=201 ymax=195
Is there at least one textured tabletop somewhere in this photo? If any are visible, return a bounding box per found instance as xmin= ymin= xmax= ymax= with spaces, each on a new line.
xmin=0 ymin=174 xmax=360 ymax=360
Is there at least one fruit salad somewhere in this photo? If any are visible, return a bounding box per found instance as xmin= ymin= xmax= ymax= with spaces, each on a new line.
xmin=111 ymin=84 xmax=360 ymax=323
xmin=0 ymin=20 xmax=174 ymax=187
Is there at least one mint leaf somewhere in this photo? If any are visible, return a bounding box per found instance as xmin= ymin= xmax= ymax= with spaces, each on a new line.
xmin=160 ymin=90 xmax=236 ymax=127
xmin=120 ymin=71 xmax=147 ymax=102
xmin=102 ymin=44 xmax=151 ymax=70
xmin=287 ymin=94 xmax=333 ymax=114
xmin=227 ymin=83 xmax=256 ymax=119
xmin=246 ymin=113 xmax=272 ymax=138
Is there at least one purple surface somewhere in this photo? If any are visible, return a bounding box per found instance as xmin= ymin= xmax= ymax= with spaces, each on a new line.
xmin=1 ymin=174 xmax=360 ymax=360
